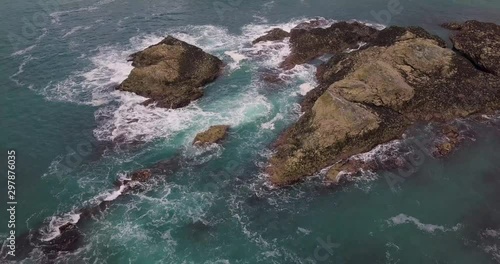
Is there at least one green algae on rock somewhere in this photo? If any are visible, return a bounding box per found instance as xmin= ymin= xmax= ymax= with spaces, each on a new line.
xmin=118 ymin=36 xmax=224 ymax=108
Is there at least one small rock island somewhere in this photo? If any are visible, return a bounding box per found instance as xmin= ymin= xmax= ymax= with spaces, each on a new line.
xmin=118 ymin=36 xmax=224 ymax=108
xmin=193 ymin=125 xmax=230 ymax=146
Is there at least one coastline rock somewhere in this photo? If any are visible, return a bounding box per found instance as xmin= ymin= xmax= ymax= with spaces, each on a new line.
xmin=252 ymin=28 xmax=290 ymax=44
xmin=268 ymin=24 xmax=500 ymax=186
xmin=118 ymin=36 xmax=224 ymax=108
xmin=280 ymin=21 xmax=379 ymax=69
xmin=193 ymin=125 xmax=230 ymax=145
xmin=446 ymin=20 xmax=500 ymax=75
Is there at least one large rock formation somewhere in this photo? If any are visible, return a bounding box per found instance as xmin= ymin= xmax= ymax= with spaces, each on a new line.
xmin=279 ymin=21 xmax=379 ymax=69
xmin=444 ymin=20 xmax=500 ymax=76
xmin=268 ymin=22 xmax=500 ymax=186
xmin=118 ymin=36 xmax=224 ymax=108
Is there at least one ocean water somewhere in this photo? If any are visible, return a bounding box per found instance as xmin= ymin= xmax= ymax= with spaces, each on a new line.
xmin=1 ymin=0 xmax=500 ymax=263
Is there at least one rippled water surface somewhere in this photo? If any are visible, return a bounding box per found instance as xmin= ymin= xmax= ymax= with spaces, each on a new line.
xmin=1 ymin=0 xmax=500 ymax=263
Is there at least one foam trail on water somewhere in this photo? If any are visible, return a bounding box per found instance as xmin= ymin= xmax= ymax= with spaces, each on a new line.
xmin=63 ymin=25 xmax=93 ymax=38
xmin=10 ymin=55 xmax=34 ymax=86
xmin=387 ymin=214 xmax=461 ymax=233
xmin=11 ymin=45 xmax=36 ymax=56
xmin=103 ymin=184 xmax=127 ymax=201
xmin=49 ymin=0 xmax=116 ymax=24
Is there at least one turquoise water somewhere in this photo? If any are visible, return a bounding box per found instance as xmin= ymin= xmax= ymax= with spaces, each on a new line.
xmin=1 ymin=0 xmax=500 ymax=263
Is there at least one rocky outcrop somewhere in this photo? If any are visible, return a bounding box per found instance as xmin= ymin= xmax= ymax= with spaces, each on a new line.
xmin=268 ymin=23 xmax=500 ymax=186
xmin=130 ymin=169 xmax=152 ymax=182
xmin=445 ymin=20 xmax=500 ymax=75
xmin=280 ymin=21 xmax=379 ymax=69
xmin=193 ymin=125 xmax=230 ymax=145
xmin=118 ymin=36 xmax=224 ymax=108
xmin=252 ymin=28 xmax=290 ymax=44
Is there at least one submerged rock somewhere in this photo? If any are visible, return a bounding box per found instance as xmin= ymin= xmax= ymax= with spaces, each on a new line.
xmin=252 ymin=28 xmax=290 ymax=44
xmin=268 ymin=23 xmax=500 ymax=186
xmin=434 ymin=125 xmax=461 ymax=157
xmin=441 ymin=22 xmax=463 ymax=31
xmin=193 ymin=125 xmax=230 ymax=145
xmin=280 ymin=21 xmax=379 ymax=69
xmin=445 ymin=20 xmax=500 ymax=75
xmin=118 ymin=36 xmax=224 ymax=108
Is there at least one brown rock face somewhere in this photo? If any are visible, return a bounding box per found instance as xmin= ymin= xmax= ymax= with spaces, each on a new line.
xmin=252 ymin=28 xmax=290 ymax=44
xmin=280 ymin=21 xmax=379 ymax=69
xmin=193 ymin=125 xmax=230 ymax=145
xmin=268 ymin=24 xmax=500 ymax=186
xmin=446 ymin=20 xmax=500 ymax=75
xmin=434 ymin=125 xmax=461 ymax=157
xmin=118 ymin=36 xmax=224 ymax=108
xmin=130 ymin=169 xmax=152 ymax=182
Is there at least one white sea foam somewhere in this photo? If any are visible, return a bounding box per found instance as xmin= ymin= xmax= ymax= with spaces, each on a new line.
xmin=484 ymin=229 xmax=500 ymax=238
xmin=387 ymin=214 xmax=461 ymax=233
xmin=40 ymin=213 xmax=81 ymax=241
xmin=297 ymin=227 xmax=312 ymax=235
xmin=261 ymin=113 xmax=283 ymax=130
xmin=10 ymin=55 xmax=35 ymax=86
xmin=11 ymin=45 xmax=36 ymax=56
xmin=103 ymin=184 xmax=127 ymax=201
xmin=298 ymin=82 xmax=314 ymax=95
xmin=483 ymin=244 xmax=500 ymax=262
xmin=49 ymin=0 xmax=116 ymax=24
xmin=351 ymin=140 xmax=404 ymax=164
xmin=50 ymin=7 xmax=99 ymax=24
xmin=94 ymin=93 xmax=206 ymax=142
xmin=224 ymin=50 xmax=248 ymax=70
xmin=10 ymin=27 xmax=48 ymax=57
xmin=63 ymin=25 xmax=92 ymax=38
